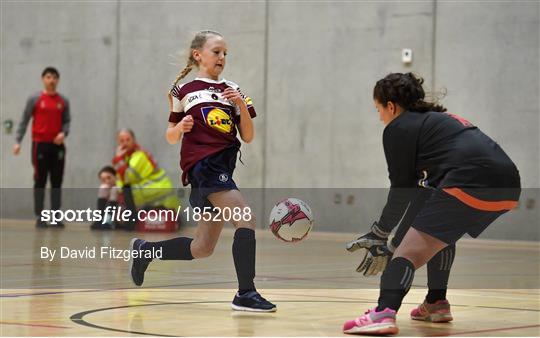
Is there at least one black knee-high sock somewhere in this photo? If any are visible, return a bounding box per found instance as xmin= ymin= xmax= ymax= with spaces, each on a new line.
xmin=142 ymin=237 xmax=194 ymax=260
xmin=377 ymin=257 xmax=415 ymax=312
xmin=426 ymin=244 xmax=455 ymax=303
xmin=233 ymin=228 xmax=256 ymax=293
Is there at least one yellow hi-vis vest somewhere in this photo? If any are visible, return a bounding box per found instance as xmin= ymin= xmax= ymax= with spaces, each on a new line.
xmin=117 ymin=150 xmax=179 ymax=210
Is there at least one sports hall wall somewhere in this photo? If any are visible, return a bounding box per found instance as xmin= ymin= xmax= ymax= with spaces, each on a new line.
xmin=1 ymin=2 xmax=538 ymax=239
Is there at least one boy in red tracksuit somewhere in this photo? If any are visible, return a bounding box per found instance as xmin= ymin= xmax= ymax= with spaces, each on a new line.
xmin=13 ymin=67 xmax=71 ymax=228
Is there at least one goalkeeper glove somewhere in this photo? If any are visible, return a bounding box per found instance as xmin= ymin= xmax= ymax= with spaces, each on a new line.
xmin=346 ymin=222 xmax=393 ymax=276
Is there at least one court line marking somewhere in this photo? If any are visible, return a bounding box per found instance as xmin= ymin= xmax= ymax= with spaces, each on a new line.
xmin=69 ymin=300 xmax=359 ymax=336
xmin=0 ymin=281 xmax=238 ymax=298
xmin=263 ymin=291 xmax=540 ymax=310
xmin=0 ymin=321 xmax=71 ymax=329
xmin=2 ymin=265 xmax=537 ymax=288
xmin=5 ymin=287 xmax=538 ymax=328
xmin=428 ymin=324 xmax=540 ymax=336
xmin=1 ymin=257 xmax=538 ymax=289
xmin=4 ymin=283 xmax=538 ymax=299
xmin=70 ymin=299 xmax=540 ymax=337
xmin=264 ymin=291 xmax=540 ymax=312
xmin=2 ymin=272 xmax=539 ymax=299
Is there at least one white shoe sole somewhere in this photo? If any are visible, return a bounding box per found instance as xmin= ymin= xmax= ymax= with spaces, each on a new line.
xmin=344 ymin=323 xmax=398 ymax=335
xmin=231 ymin=303 xmax=277 ymax=312
xmin=412 ymin=313 xmax=453 ymax=322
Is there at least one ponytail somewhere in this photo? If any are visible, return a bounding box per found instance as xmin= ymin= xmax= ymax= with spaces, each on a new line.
xmin=169 ymin=59 xmax=195 ymax=94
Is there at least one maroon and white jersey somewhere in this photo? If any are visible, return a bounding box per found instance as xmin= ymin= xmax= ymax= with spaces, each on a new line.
xmin=168 ymin=77 xmax=257 ymax=185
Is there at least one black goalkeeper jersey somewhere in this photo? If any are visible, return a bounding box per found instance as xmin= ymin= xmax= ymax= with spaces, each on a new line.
xmin=378 ymin=110 xmax=520 ymax=232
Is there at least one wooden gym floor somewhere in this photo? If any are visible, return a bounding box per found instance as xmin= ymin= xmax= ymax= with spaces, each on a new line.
xmin=1 ymin=219 xmax=539 ymax=336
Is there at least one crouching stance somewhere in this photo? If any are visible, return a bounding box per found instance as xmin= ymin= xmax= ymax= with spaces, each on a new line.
xmin=343 ymin=73 xmax=520 ymax=335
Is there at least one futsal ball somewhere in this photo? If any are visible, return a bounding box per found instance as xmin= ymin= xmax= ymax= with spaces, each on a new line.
xmin=269 ymin=198 xmax=314 ymax=242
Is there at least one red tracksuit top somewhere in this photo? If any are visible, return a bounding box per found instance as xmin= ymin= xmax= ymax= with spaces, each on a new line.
xmin=15 ymin=91 xmax=71 ymax=143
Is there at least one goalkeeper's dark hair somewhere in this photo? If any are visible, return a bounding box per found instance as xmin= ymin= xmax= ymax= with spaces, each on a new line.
xmin=373 ymin=73 xmax=446 ymax=113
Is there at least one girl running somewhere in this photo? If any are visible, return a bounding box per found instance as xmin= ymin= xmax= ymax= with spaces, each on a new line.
xmin=129 ymin=30 xmax=276 ymax=312
xmin=343 ymin=73 xmax=520 ymax=335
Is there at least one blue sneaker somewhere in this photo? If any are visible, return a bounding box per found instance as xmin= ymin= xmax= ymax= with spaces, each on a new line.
xmin=231 ymin=291 xmax=276 ymax=312
xmin=129 ymin=238 xmax=151 ymax=286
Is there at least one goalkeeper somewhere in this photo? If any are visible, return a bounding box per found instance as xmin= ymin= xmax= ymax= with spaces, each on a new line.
xmin=343 ymin=73 xmax=521 ymax=335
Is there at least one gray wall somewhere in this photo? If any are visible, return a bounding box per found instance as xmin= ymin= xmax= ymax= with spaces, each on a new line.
xmin=266 ymin=2 xmax=436 ymax=188
xmin=1 ymin=1 xmax=538 ymax=239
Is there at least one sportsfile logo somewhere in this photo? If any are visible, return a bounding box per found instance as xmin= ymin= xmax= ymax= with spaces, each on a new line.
xmin=39 ymin=205 xmax=253 ymax=225
xmin=40 ymin=205 xmax=183 ymax=225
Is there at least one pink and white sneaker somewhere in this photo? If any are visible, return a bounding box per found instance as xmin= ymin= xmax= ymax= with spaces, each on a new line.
xmin=343 ymin=307 xmax=399 ymax=335
xmin=410 ymin=299 xmax=453 ymax=323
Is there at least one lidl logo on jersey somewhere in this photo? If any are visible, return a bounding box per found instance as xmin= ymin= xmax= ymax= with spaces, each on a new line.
xmin=201 ymin=107 xmax=234 ymax=134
